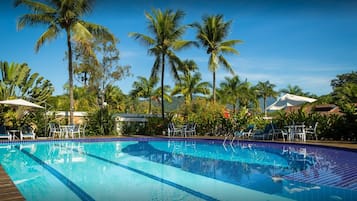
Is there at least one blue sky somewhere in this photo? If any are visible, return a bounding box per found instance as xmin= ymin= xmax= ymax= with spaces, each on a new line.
xmin=1 ymin=0 xmax=356 ymax=96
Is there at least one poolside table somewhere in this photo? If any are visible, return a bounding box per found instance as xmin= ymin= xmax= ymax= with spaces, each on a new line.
xmin=284 ymin=125 xmax=306 ymax=141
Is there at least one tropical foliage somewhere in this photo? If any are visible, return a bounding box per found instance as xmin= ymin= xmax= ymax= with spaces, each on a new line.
xmin=0 ymin=61 xmax=53 ymax=102
xmin=0 ymin=61 xmax=54 ymax=134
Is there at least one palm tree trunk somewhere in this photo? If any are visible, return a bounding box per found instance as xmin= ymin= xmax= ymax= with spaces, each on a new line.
xmin=264 ymin=97 xmax=267 ymax=117
xmin=213 ymin=71 xmax=216 ymax=103
xmin=66 ymin=29 xmax=74 ymax=125
xmin=148 ymin=97 xmax=152 ymax=114
xmin=161 ymin=54 xmax=165 ymax=120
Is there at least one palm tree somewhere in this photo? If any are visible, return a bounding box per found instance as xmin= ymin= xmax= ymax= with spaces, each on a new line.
xmin=172 ymin=60 xmax=210 ymax=104
xmin=280 ymin=84 xmax=305 ymax=96
xmin=177 ymin=59 xmax=199 ymax=77
xmin=130 ymin=8 xmax=195 ymax=120
xmin=192 ymin=14 xmax=242 ymax=103
xmin=130 ymin=76 xmax=159 ymax=114
xmin=15 ymin=0 xmax=115 ymax=124
xmin=236 ymin=81 xmax=257 ymax=109
xmin=172 ymin=72 xmax=210 ymax=104
xmin=217 ymin=75 xmax=241 ymax=113
xmin=255 ymin=81 xmax=278 ymax=116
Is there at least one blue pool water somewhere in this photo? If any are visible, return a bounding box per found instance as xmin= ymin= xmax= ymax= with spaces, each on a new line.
xmin=0 ymin=138 xmax=356 ymax=201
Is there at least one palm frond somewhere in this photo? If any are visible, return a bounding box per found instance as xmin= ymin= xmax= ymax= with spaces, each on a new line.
xmin=218 ymin=55 xmax=235 ymax=75
xmin=80 ymin=21 xmax=115 ymax=43
xmin=129 ymin=32 xmax=155 ymax=46
xmin=71 ymin=22 xmax=93 ymax=42
xmin=35 ymin=25 xmax=59 ymax=52
xmin=14 ymin=0 xmax=56 ymax=13
xmin=220 ymin=45 xmax=240 ymax=55
xmin=17 ymin=13 xmax=55 ymax=30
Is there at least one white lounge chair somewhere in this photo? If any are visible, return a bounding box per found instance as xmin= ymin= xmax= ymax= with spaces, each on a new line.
xmin=0 ymin=125 xmax=11 ymax=141
xmin=20 ymin=125 xmax=36 ymax=140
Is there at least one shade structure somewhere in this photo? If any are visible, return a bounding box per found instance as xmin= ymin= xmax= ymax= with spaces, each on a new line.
xmin=0 ymin=99 xmax=44 ymax=109
xmin=266 ymin=93 xmax=317 ymax=111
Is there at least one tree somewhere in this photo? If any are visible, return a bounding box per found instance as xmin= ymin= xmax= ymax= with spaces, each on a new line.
xmin=331 ymin=71 xmax=357 ymax=89
xmin=130 ymin=8 xmax=195 ymax=120
xmin=15 ymin=0 xmax=115 ymax=124
xmin=330 ymin=71 xmax=357 ymax=109
xmin=254 ymin=81 xmax=278 ymax=116
xmin=192 ymin=14 xmax=242 ymax=103
xmin=279 ymin=84 xmax=305 ymax=96
xmin=0 ymin=61 xmax=54 ymax=130
xmin=74 ymin=39 xmax=131 ymax=105
xmin=0 ymin=61 xmax=53 ymax=103
xmin=217 ymin=75 xmax=241 ymax=113
xmin=171 ymin=60 xmax=210 ymax=104
xmin=236 ymin=81 xmax=257 ymax=109
xmin=130 ymin=76 xmax=159 ymax=114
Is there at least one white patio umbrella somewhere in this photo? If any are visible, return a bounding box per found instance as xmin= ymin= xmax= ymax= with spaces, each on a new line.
xmin=0 ymin=99 xmax=44 ymax=109
xmin=266 ymin=93 xmax=316 ymax=111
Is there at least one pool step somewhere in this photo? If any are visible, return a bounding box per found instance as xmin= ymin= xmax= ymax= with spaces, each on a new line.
xmin=283 ymin=167 xmax=357 ymax=191
xmin=0 ymin=165 xmax=25 ymax=201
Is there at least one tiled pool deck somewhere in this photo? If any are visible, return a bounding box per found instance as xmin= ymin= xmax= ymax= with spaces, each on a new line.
xmin=1 ymin=135 xmax=356 ymax=200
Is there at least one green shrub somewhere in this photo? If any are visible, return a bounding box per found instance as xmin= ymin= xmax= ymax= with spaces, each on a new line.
xmin=86 ymin=108 xmax=115 ymax=136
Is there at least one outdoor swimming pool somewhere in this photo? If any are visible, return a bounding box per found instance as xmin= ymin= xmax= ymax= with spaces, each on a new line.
xmin=0 ymin=138 xmax=356 ymax=201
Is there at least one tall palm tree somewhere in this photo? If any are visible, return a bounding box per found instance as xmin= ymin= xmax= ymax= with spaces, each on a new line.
xmin=130 ymin=76 xmax=158 ymax=114
xmin=192 ymin=14 xmax=242 ymax=103
xmin=15 ymin=0 xmax=115 ymax=124
xmin=130 ymin=8 xmax=195 ymax=120
xmin=255 ymin=81 xmax=278 ymax=116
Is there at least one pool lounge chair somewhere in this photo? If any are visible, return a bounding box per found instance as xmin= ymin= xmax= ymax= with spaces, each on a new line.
xmin=0 ymin=125 xmax=11 ymax=141
xmin=20 ymin=125 xmax=36 ymax=140
xmin=229 ymin=129 xmax=244 ymax=144
xmin=253 ymin=124 xmax=274 ymax=140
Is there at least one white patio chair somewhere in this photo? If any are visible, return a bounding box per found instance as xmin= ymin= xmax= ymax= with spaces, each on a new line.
xmin=20 ymin=125 xmax=36 ymax=140
xmin=69 ymin=124 xmax=81 ymax=138
xmin=168 ymin=122 xmax=182 ymax=137
xmin=306 ymin=122 xmax=318 ymax=140
xmin=183 ymin=123 xmax=196 ymax=137
xmin=48 ymin=123 xmax=62 ymax=138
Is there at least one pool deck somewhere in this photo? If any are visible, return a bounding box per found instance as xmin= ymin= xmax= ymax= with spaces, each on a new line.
xmin=0 ymin=165 xmax=25 ymax=201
